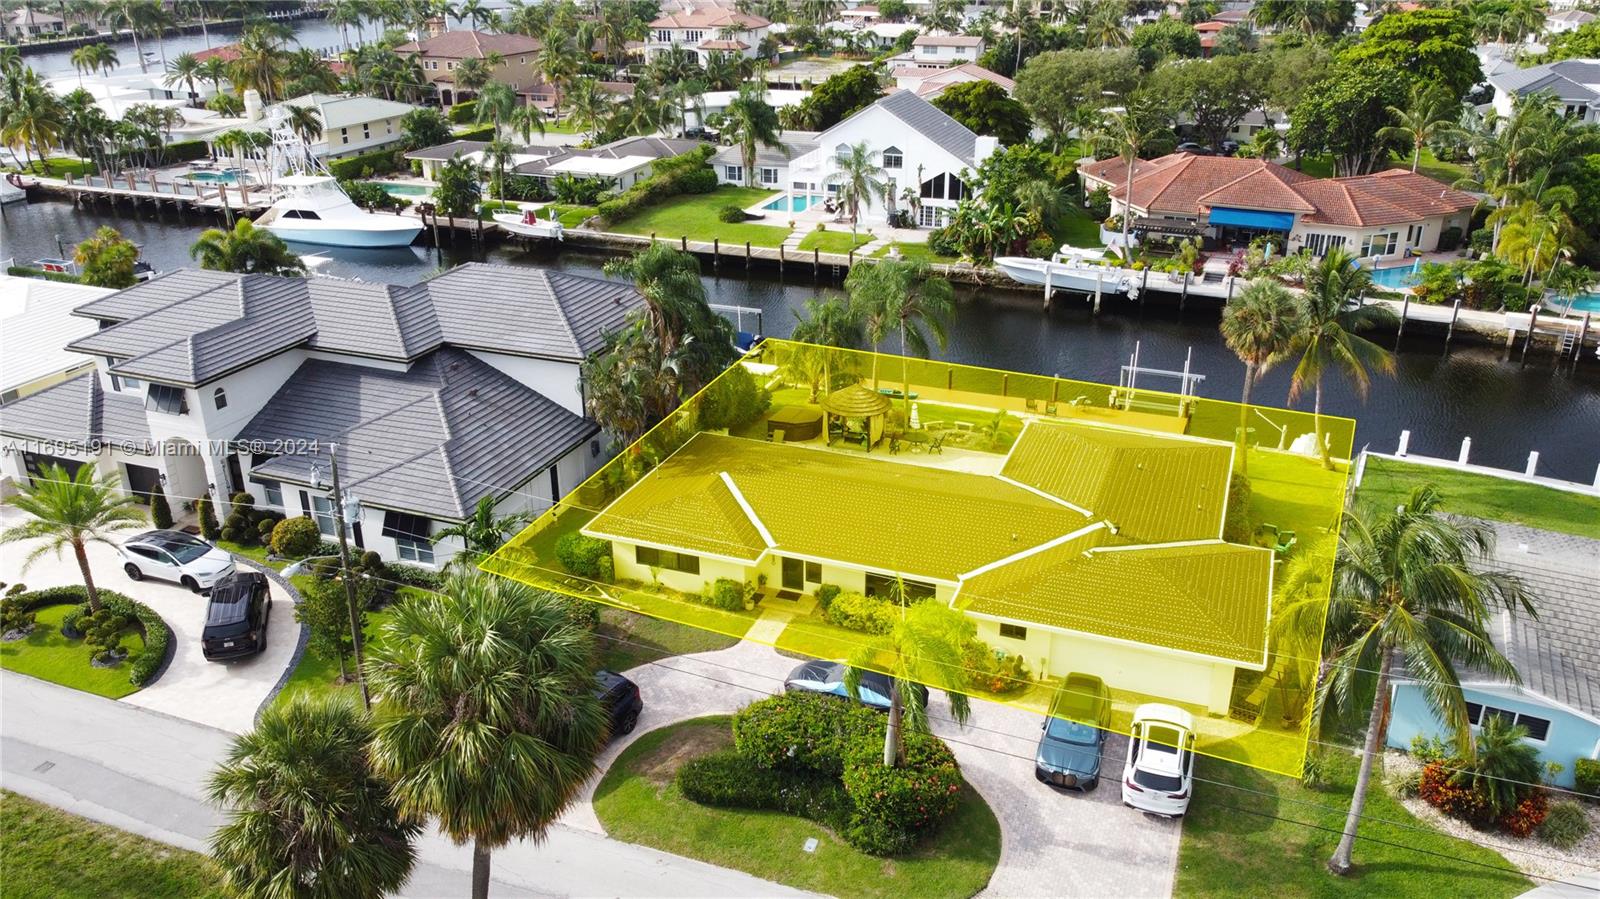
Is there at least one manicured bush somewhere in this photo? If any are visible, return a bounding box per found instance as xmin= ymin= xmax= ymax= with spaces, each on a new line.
xmin=700 ymin=577 xmax=747 ymax=611
xmin=149 ymin=487 xmax=173 ymax=530
xmin=732 ymin=692 xmax=880 ymax=775
xmin=926 ymin=226 xmax=960 ymax=258
xmin=1498 ymin=789 xmax=1549 ymax=838
xmin=1420 ymin=761 xmax=1495 ymax=827
xmin=1026 ymin=236 xmax=1055 ymax=259
xmin=1575 ymin=758 xmax=1600 ymax=798
xmin=677 ymin=749 xmax=851 ymax=828
xmin=257 ymin=517 xmax=277 ymax=542
xmin=454 ymin=124 xmax=495 ymax=141
xmin=328 ymin=149 xmax=402 ymax=180
xmin=1438 ymin=225 xmax=1462 ymax=252
xmin=1538 ymin=800 xmax=1590 ymax=849
xmin=841 ymin=730 xmax=964 ymax=855
xmin=555 ymin=533 xmax=612 ymax=580
xmin=15 ymin=587 xmax=172 ymax=686
xmin=80 ymin=608 xmax=130 ymax=664
xmin=196 ymin=496 xmax=220 ymax=540
xmin=961 ymin=639 xmax=1031 ymax=694
xmin=448 ymin=99 xmax=479 ymax=123
xmin=596 ymin=145 xmax=717 ymax=224
xmin=1222 ymin=472 xmax=1254 ymax=543
xmin=718 ymin=204 xmax=746 ymax=223
xmin=270 ymin=516 xmax=322 ymax=558
xmin=823 ymin=591 xmax=898 ymax=634
xmin=816 ymin=583 xmax=842 ymax=610
xmin=0 ymin=596 xmax=37 ymax=635
xmin=163 ymin=139 xmax=210 ymax=163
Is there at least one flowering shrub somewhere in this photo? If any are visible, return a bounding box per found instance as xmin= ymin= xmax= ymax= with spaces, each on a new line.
xmin=732 ymin=692 xmax=879 ymax=775
xmin=841 ymin=731 xmax=963 ymax=855
xmin=1498 ymin=790 xmax=1549 ymax=838
xmin=1419 ymin=762 xmax=1493 ymax=827
xmin=823 ymin=591 xmax=899 ymax=634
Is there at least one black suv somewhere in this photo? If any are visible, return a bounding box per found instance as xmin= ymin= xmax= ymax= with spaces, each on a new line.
xmin=595 ymin=670 xmax=643 ymax=740
xmin=202 ymin=571 xmax=272 ymax=661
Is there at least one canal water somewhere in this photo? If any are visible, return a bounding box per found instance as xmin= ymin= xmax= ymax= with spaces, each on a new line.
xmin=5 ymin=199 xmax=1597 ymax=482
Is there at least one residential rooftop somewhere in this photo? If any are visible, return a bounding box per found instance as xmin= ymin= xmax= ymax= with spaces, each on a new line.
xmin=394 ymin=29 xmax=541 ymax=57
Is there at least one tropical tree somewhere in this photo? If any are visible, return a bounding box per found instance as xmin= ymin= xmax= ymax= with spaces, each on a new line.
xmin=365 ymin=572 xmax=608 ymax=899
xmin=69 ymin=43 xmax=110 ymax=89
xmin=164 ymin=51 xmax=204 ymax=106
xmin=846 ymin=258 xmax=953 ymax=410
xmin=1084 ymin=0 xmax=1129 ymax=48
xmin=453 ymin=55 xmax=493 ymax=99
xmin=1220 ymin=279 xmax=1300 ymax=472
xmin=190 ymin=218 xmax=307 ymax=276
xmin=474 ymin=80 xmax=520 ymax=138
xmin=845 ymin=600 xmax=973 ymax=767
xmin=75 ymin=225 xmax=140 ymax=288
xmin=430 ymin=496 xmax=528 ymax=562
xmin=789 ymin=296 xmax=863 ymax=400
xmin=1452 ymin=715 xmax=1543 ymax=818
xmin=0 ymin=72 xmax=65 ymax=168
xmin=827 ymin=141 xmax=888 ymax=226
xmin=286 ymin=103 xmax=324 ymax=147
xmin=1087 ymin=95 xmax=1168 ymax=256
xmin=1 ymin=463 xmax=146 ymax=613
xmin=562 ymin=77 xmax=609 ymax=143
xmin=1377 ymin=82 xmax=1463 ymax=173
xmin=103 ymin=0 xmax=156 ymax=74
xmin=1288 ymin=247 xmax=1398 ymax=468
xmin=721 ymin=82 xmax=785 ymax=189
xmin=231 ymin=25 xmax=289 ymax=102
xmin=327 ymin=0 xmax=364 ymax=52
xmin=1296 ymin=487 xmax=1534 ymax=874
xmin=207 ymin=693 xmax=421 ymax=899
xmin=483 ymin=137 xmax=516 ymax=202
xmin=198 ymin=54 xmax=229 ymax=95
xmin=459 ymin=0 xmax=489 ymax=31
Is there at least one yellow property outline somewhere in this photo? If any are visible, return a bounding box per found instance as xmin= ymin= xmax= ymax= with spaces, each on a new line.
xmin=484 ymin=339 xmax=1353 ymax=777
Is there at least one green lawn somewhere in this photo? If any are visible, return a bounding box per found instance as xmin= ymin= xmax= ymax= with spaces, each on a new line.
xmin=870 ymin=242 xmax=962 ymax=264
xmin=268 ymin=578 xmax=401 ymax=710
xmin=593 ymin=717 xmax=1001 ymax=899
xmin=552 ymin=204 xmax=597 ymax=227
xmin=596 ymin=607 xmax=738 ymax=672
xmin=1052 ymin=203 xmax=1105 ymax=249
xmin=1176 ymin=752 xmax=1527 ymax=898
xmin=0 ymin=604 xmax=143 ymax=699
xmin=4 ymin=156 xmax=96 ymax=178
xmin=1355 ymin=456 xmax=1600 ymax=539
xmin=215 ymin=540 xmax=285 ymax=571
xmin=606 ymin=187 xmax=792 ymax=247
xmin=797 ymin=229 xmax=872 ymax=254
xmin=0 ymin=791 xmax=225 ymax=899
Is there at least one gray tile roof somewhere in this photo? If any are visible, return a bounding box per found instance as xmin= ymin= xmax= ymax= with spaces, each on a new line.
xmin=403 ymin=139 xmax=489 ymax=161
xmin=711 ymin=133 xmax=817 ymax=167
xmin=873 ymin=90 xmax=978 ymax=165
xmin=238 ymin=348 xmax=597 ymax=522
xmin=512 ymin=136 xmax=706 ymax=176
xmin=1490 ymin=60 xmax=1600 ymax=101
xmin=64 ymin=264 xmax=645 ymax=386
xmin=1482 ymin=521 xmax=1600 ymax=719
xmin=0 ymin=372 xmax=152 ymax=452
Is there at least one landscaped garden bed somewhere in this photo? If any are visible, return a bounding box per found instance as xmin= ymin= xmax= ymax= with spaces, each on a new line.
xmin=0 ymin=586 xmax=171 ymax=697
xmin=593 ymin=700 xmax=1000 ymax=899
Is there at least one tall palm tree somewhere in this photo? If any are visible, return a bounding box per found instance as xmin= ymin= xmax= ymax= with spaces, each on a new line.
xmin=365 ymin=572 xmax=608 ymax=899
xmin=198 ymin=54 xmax=228 ymax=95
xmin=164 ymin=51 xmax=204 ymax=106
xmin=1 ymin=77 xmax=66 ymax=170
xmin=232 ymin=24 xmax=288 ymax=102
xmin=174 ymin=0 xmax=212 ymax=49
xmin=474 ymin=80 xmax=520 ymax=139
xmin=1288 ymin=488 xmax=1533 ymax=874
xmin=1084 ymin=0 xmax=1128 ymax=48
xmin=190 ymin=219 xmax=307 ymax=275
xmin=1 ymin=463 xmax=146 ymax=613
xmin=1288 ymin=248 xmax=1398 ymax=469
xmin=484 ymin=137 xmax=516 ymax=202
xmin=845 ymin=258 xmax=953 ymax=412
xmin=1377 ymin=82 xmax=1464 ymax=173
xmin=845 ymin=600 xmax=973 ymax=767
xmin=538 ymin=30 xmax=580 ymax=116
xmin=328 ymin=0 xmax=363 ymax=52
xmin=286 ymin=103 xmax=324 ymax=147
xmin=562 ymin=77 xmax=609 ymax=143
xmin=103 ymin=0 xmax=154 ymax=73
xmin=69 ymin=43 xmax=101 ymax=89
xmin=1089 ymin=95 xmax=1167 ymax=257
xmin=827 ymin=141 xmax=888 ymax=225
xmin=722 ymin=83 xmax=785 ymax=189
xmin=790 ymin=296 xmax=863 ymax=400
xmin=1455 ymin=94 xmax=1554 ymax=254
xmin=1220 ymin=279 xmax=1299 ymax=472
xmin=453 ymin=55 xmax=493 ymax=101
xmin=458 ymin=0 xmax=488 ymax=30
xmin=207 ymin=693 xmax=420 ymax=899
xmin=430 ymin=495 xmax=528 ymax=562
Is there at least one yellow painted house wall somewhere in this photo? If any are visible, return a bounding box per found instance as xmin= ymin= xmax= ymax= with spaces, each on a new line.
xmin=611 ymin=545 xmax=749 ymax=595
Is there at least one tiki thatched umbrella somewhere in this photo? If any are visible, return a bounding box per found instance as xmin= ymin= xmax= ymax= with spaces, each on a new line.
xmin=822 ymin=383 xmax=891 ymax=450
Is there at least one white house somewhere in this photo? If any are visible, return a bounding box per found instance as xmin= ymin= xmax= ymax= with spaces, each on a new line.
xmin=780 ymin=90 xmax=1000 ymax=228
xmin=902 ymin=33 xmax=985 ymax=68
xmin=275 ymin=93 xmax=420 ymax=160
xmin=647 ymin=9 xmax=771 ymax=63
xmin=712 ymin=132 xmax=819 ymax=189
xmin=1545 ymin=9 xmax=1596 ymax=34
xmin=3 ymin=7 xmax=64 ymax=40
xmin=1077 ymin=152 xmax=1479 ymax=261
xmin=0 ymin=265 xmax=646 ymax=568
xmin=1488 ymin=59 xmax=1600 ymax=124
xmin=0 ymin=275 xmax=109 ymax=405
xmin=892 ymin=62 xmax=1015 ymax=99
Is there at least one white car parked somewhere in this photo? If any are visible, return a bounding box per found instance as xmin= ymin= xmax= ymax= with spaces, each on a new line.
xmin=117 ymin=529 xmax=236 ymax=593
xmin=1121 ymin=703 xmax=1196 ymax=817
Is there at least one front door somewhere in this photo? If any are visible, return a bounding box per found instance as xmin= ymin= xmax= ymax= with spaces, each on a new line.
xmin=781 ymin=557 xmax=804 ymax=591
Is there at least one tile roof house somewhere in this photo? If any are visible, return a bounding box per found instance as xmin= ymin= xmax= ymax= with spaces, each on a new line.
xmin=1488 ymin=59 xmax=1600 ymax=125
xmin=0 ymin=264 xmax=646 ymax=567
xmin=1 ymin=276 xmax=110 ymax=404
xmin=408 ymin=135 xmax=705 ymax=188
xmin=1078 ymin=152 xmax=1478 ymax=260
xmin=394 ymin=30 xmax=545 ymax=107
xmin=647 ymin=9 xmax=770 ymax=64
xmin=891 ymin=62 xmax=1016 ymax=99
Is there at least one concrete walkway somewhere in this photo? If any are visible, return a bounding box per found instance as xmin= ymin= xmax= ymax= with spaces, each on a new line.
xmin=0 ymin=671 xmax=811 ymax=898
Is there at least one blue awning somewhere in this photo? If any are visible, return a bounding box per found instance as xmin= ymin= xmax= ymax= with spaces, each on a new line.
xmin=1208 ymin=207 xmax=1296 ymax=231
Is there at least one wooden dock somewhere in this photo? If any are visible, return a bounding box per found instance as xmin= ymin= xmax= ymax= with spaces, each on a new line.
xmin=58 ymin=172 xmax=274 ymax=214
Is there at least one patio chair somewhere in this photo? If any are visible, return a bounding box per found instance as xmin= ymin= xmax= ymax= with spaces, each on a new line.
xmin=1275 ymin=529 xmax=1297 ymax=556
xmin=888 ymin=435 xmax=901 ymax=454
xmin=929 ymin=433 xmax=946 ymax=455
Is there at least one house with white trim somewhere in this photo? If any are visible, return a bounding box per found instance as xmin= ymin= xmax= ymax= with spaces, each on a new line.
xmin=1488 ymin=58 xmax=1600 ymax=125
xmin=647 ymin=9 xmax=771 ymax=63
xmin=892 ymin=62 xmax=1015 ymax=99
xmin=1 ymin=275 xmax=109 ymax=405
xmin=901 ymin=33 xmax=985 ymax=68
xmin=0 ymin=265 xmax=645 ymax=568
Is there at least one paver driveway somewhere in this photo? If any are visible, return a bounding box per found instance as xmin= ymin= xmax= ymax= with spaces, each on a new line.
xmin=563 ymin=640 xmax=1183 ymax=898
xmin=0 ymin=507 xmax=298 ymax=734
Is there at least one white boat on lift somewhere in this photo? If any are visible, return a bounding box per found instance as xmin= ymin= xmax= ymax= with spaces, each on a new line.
xmin=256 ymin=175 xmax=424 ymax=247
xmin=492 ymin=205 xmax=564 ymax=240
xmin=994 ymin=246 xmax=1142 ymax=298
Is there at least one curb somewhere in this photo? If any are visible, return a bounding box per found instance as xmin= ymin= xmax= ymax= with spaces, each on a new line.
xmin=236 ymin=556 xmax=310 ymax=726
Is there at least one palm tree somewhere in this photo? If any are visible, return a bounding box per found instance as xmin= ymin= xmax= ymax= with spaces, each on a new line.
xmin=1089 ymin=95 xmax=1167 ymax=257
xmin=484 ymin=137 xmax=515 ymax=202
xmin=1220 ymin=279 xmax=1299 ymax=473
xmin=1295 ymin=487 xmax=1534 ymax=874
xmin=474 ymin=80 xmax=520 ymax=139
xmin=1084 ymin=0 xmax=1128 ymax=48
xmin=365 ymin=572 xmax=608 ymax=899
xmin=562 ymin=77 xmax=609 ymax=143
xmin=164 ymin=51 xmax=203 ymax=106
xmin=846 ymin=258 xmax=953 ymax=413
xmin=538 ymin=31 xmax=580 ymax=116
xmin=103 ymin=0 xmax=154 ymax=74
xmin=190 ymin=218 xmax=307 ymax=275
xmin=232 ymin=24 xmax=288 ymax=102
xmin=286 ymin=103 xmax=324 ymax=147
xmin=207 ymin=693 xmax=421 ymax=899
xmin=846 ymin=600 xmax=973 ymax=767
xmin=69 ymin=43 xmax=103 ymax=89
xmin=458 ymin=0 xmax=488 ymax=30
xmin=174 ymin=0 xmax=212 ymax=49
xmin=1377 ymin=83 xmax=1463 ymax=173
xmin=198 ymin=54 xmax=228 ymax=95
xmin=328 ymin=0 xmax=363 ymax=52
xmin=431 ymin=495 xmax=528 ymax=562
xmin=828 ymin=141 xmax=888 ymax=226
xmin=790 ymin=296 xmax=863 ymax=400
xmin=1288 ymin=248 xmax=1398 ymax=469
xmin=722 ymin=83 xmax=784 ymax=189
xmin=1 ymin=464 xmax=146 ymax=613
xmin=1 ymin=78 xmax=66 ymax=170
xmin=453 ymin=55 xmax=493 ymax=101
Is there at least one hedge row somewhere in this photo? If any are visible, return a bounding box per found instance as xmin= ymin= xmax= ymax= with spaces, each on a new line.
xmin=327 ymin=148 xmax=404 ymax=180
xmin=165 ymin=139 xmax=210 ymax=163
xmin=454 ymin=124 xmax=496 ymax=142
xmin=596 ymin=145 xmax=717 ymax=225
xmin=448 ymin=100 xmax=478 ymax=123
xmin=6 ymin=265 xmax=82 ymax=284
xmin=14 ymin=586 xmax=172 ymax=687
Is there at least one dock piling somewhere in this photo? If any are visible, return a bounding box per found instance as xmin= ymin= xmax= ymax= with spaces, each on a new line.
xmin=713 ymin=238 xmax=720 ymax=270
xmin=1445 ymin=298 xmax=1462 ymax=350
xmin=1179 ymin=272 xmax=1190 ymax=311
xmin=1395 ymin=294 xmax=1410 ymax=347
xmin=1520 ymin=305 xmax=1540 ymax=364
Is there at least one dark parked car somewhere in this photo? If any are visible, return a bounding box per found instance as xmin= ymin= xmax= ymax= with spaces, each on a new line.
xmin=596 ymin=670 xmax=643 ymax=740
xmin=782 ymin=660 xmax=928 ymax=711
xmin=201 ymin=571 xmax=272 ymax=661
xmin=1219 ymin=139 xmax=1240 ymax=156
xmin=1035 ymin=673 xmax=1113 ymax=791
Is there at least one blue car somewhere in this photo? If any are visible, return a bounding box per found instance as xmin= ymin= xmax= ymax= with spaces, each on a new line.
xmin=1035 ymin=673 xmax=1113 ymax=791
xmin=783 ymin=660 xmax=928 ymax=711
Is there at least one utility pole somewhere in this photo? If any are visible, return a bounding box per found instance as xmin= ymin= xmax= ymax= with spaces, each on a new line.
xmin=323 ymin=442 xmax=370 ymax=709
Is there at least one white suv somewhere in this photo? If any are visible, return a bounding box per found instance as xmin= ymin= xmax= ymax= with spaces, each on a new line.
xmin=118 ymin=530 xmax=236 ymax=593
xmin=1121 ymin=703 xmax=1196 ymax=817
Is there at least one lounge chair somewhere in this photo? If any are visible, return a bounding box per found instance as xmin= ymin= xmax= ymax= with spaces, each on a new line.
xmin=929 ymin=433 xmax=946 ymax=455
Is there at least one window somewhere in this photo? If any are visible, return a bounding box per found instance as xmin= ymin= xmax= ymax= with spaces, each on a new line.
xmin=804 ymin=560 xmax=821 ymax=583
xmin=724 ymin=164 xmax=743 ymax=182
xmin=362 ymin=124 xmax=370 ymax=139
xmin=655 ymin=29 xmax=671 ymax=42
xmin=519 ymin=55 xmax=527 ymax=64
xmin=918 ymin=205 xmax=948 ymax=228
xmin=212 ymin=387 xmax=227 ymax=409
xmin=281 ymin=209 xmax=323 ymax=220
xmin=311 ymin=496 xmax=335 ymax=536
xmin=634 ymin=545 xmax=699 ymax=574
xmin=446 ymin=60 xmax=456 ymax=70
xmin=864 ymin=572 xmax=935 ymax=602
xmin=835 ymin=142 xmax=852 ymax=160
xmin=261 ymin=480 xmax=283 ymax=508
xmin=1360 ymin=230 xmax=1398 ymax=258
xmin=1304 ymin=232 xmax=1346 ymax=257
xmin=882 ymin=146 xmax=902 ymax=169
xmin=759 ymin=166 xmax=778 ymax=184
xmin=145 ymin=383 xmax=188 ymax=415
xmin=998 ymin=623 xmax=1027 ymax=640
xmin=1466 ymin=701 xmax=1553 ymax=741
xmin=686 ymin=30 xmax=704 ymax=42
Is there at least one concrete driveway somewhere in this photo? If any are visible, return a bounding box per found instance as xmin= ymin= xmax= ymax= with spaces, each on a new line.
xmin=563 ymin=641 xmax=1183 ymax=898
xmin=0 ymin=507 xmax=298 ymax=734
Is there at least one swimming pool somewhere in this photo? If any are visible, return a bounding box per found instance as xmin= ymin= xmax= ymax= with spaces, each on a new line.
xmin=1367 ymin=263 xmax=1420 ymax=289
xmin=763 ymin=194 xmax=824 ymax=213
xmin=182 ymin=170 xmax=244 ymax=184
xmin=1564 ymin=293 xmax=1600 ymax=314
xmin=375 ymin=182 xmax=430 ymax=197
